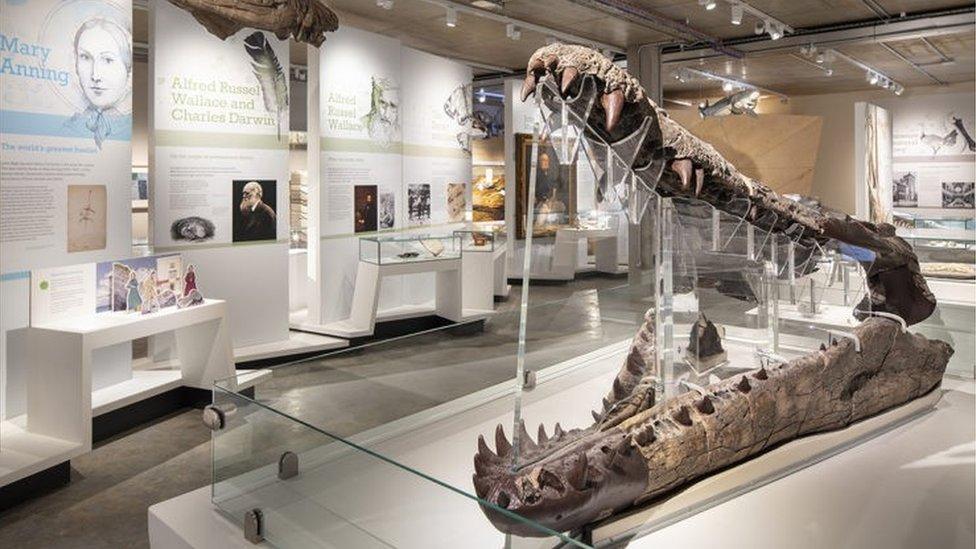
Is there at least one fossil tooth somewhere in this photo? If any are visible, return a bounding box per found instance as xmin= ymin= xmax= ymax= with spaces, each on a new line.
xmin=495 ymin=424 xmax=512 ymax=457
xmin=568 ymin=452 xmax=588 ymax=491
xmin=554 ymin=423 xmax=565 ymax=438
xmin=477 ymin=435 xmax=498 ymax=461
xmin=518 ymin=420 xmax=537 ymax=453
xmin=538 ymin=468 xmax=565 ymax=493
xmin=694 ymin=167 xmax=705 ymax=196
xmin=521 ymin=74 xmax=537 ymax=102
xmin=601 ymin=89 xmax=625 ymax=132
xmin=528 ymin=57 xmax=545 ymax=72
xmin=755 ymin=367 xmax=769 ymax=380
xmin=672 ymin=405 xmax=693 ymax=426
xmin=560 ymin=66 xmax=579 ymax=94
xmin=474 ymin=451 xmax=494 ymax=475
xmin=695 ymin=395 xmax=715 ymax=415
xmin=602 ymin=397 xmax=611 ymax=410
xmin=736 ymin=376 xmax=752 ymax=393
xmin=671 ymin=158 xmax=693 ymax=189
xmin=592 ymin=409 xmax=602 ymax=422
xmin=612 ymin=378 xmax=627 ymax=400
xmin=537 ymin=424 xmax=549 ymax=445
xmin=820 ymin=343 xmax=828 ymax=351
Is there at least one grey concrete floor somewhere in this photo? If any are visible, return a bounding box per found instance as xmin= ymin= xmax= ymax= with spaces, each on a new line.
xmin=0 ymin=274 xmax=636 ymax=548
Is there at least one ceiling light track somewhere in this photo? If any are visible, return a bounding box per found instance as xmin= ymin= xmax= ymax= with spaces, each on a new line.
xmin=680 ymin=67 xmax=788 ymax=101
xmin=416 ymin=0 xmax=624 ymax=54
xmin=877 ymin=42 xmax=945 ymax=86
xmin=829 ymin=49 xmax=905 ymax=94
xmin=789 ymin=53 xmax=833 ymax=76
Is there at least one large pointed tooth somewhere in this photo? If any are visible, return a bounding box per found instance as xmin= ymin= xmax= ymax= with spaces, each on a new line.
xmin=612 ymin=378 xmax=627 ymax=400
xmin=528 ymin=57 xmax=545 ymax=72
xmin=495 ymin=424 xmax=512 ymax=457
xmin=736 ymin=376 xmax=752 ymax=393
xmin=554 ymin=423 xmax=565 ymax=438
xmin=694 ymin=395 xmax=715 ymax=415
xmin=672 ymin=405 xmax=693 ymax=426
xmin=602 ymin=397 xmax=611 ymax=410
xmin=543 ymin=54 xmax=558 ymax=71
xmin=520 ymin=75 xmax=536 ymax=102
xmin=568 ymin=452 xmax=589 ymax=490
xmin=671 ymin=159 xmax=693 ymax=189
xmin=694 ymin=168 xmax=705 ymax=196
xmin=560 ymin=66 xmax=579 ymax=94
xmin=472 ymin=474 xmax=492 ymax=499
xmin=537 ymin=424 xmax=549 ymax=445
xmin=478 ymin=435 xmax=498 ymax=461
xmin=592 ymin=409 xmax=602 ymax=422
xmin=754 ymin=367 xmax=769 ymax=380
xmin=517 ymin=420 xmax=537 ymax=453
xmin=601 ymin=89 xmax=625 ymax=132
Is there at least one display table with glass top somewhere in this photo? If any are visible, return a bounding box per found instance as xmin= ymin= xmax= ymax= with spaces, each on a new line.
xmin=313 ymin=234 xmax=467 ymax=338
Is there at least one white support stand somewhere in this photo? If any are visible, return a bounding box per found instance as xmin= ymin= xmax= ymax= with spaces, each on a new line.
xmin=546 ymin=227 xmax=624 ymax=281
xmin=2 ymin=300 xmax=245 ymax=490
xmin=308 ymin=259 xmax=465 ymax=339
xmin=461 ymin=246 xmax=508 ymax=315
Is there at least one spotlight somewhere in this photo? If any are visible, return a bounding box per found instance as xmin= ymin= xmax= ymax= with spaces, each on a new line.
xmin=477 ymin=88 xmax=486 ymax=103
xmin=698 ymin=0 xmax=717 ymax=9
xmin=722 ymin=81 xmax=734 ymax=92
xmin=445 ymin=6 xmax=457 ymax=27
xmin=505 ymin=23 xmax=521 ymax=40
xmin=754 ymin=20 xmax=765 ymax=35
xmin=869 ymin=73 xmax=879 ymax=85
xmin=815 ymin=53 xmax=825 ymax=64
xmin=825 ymin=68 xmax=833 ymax=76
xmin=894 ymin=84 xmax=904 ymax=95
xmin=768 ymin=22 xmax=783 ymax=40
xmin=376 ymin=0 xmax=393 ymax=9
xmin=730 ymin=3 xmax=743 ymax=25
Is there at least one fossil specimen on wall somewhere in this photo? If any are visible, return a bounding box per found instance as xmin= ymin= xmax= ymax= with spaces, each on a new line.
xmin=167 ymin=0 xmax=338 ymax=46
xmin=471 ymin=44 xmax=951 ymax=537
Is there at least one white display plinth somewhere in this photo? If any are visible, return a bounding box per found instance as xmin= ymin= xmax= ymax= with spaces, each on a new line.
xmin=148 ymin=339 xmax=949 ymax=548
xmin=297 ymin=259 xmax=466 ymax=339
xmin=2 ymin=299 xmax=238 ymax=489
xmin=461 ymin=245 xmax=508 ymax=314
xmin=550 ymin=227 xmax=625 ymax=280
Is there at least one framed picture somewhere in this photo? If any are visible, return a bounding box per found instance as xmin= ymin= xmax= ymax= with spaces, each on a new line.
xmin=515 ymin=133 xmax=577 ymax=239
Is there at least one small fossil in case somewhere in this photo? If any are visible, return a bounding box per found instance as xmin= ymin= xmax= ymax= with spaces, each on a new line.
xmin=472 ymin=232 xmax=490 ymax=246
xmin=397 ymin=251 xmax=420 ymax=259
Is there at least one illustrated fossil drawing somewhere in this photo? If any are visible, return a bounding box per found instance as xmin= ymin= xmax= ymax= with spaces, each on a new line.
xmin=471 ymin=44 xmax=950 ymax=537
xmin=78 ymin=190 xmax=97 ymax=228
xmin=920 ymin=128 xmax=958 ymax=155
xmin=166 ymin=0 xmax=338 ymax=46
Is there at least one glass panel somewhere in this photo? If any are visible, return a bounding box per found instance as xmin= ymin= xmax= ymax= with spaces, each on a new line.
xmin=359 ymin=233 xmax=461 ymax=264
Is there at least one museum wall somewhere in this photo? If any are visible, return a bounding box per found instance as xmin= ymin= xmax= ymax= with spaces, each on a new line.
xmin=668 ymin=81 xmax=975 ymax=215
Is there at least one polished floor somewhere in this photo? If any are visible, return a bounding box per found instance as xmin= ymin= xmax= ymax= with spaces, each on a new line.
xmin=1 ymin=273 xmax=974 ymax=548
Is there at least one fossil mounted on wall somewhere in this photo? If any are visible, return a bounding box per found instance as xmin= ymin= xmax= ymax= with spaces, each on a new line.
xmin=471 ymin=44 xmax=951 ymax=537
xmin=167 ymin=0 xmax=338 ymax=46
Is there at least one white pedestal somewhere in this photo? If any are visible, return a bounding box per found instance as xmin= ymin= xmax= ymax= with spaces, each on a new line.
xmin=552 ymin=227 xmax=624 ymax=280
xmin=312 ymin=259 xmax=464 ymax=339
xmin=461 ymin=246 xmax=507 ymax=314
xmin=2 ymin=299 xmax=236 ymax=489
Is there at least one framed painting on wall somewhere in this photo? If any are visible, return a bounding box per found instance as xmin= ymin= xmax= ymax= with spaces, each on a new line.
xmin=515 ymin=133 xmax=577 ymax=239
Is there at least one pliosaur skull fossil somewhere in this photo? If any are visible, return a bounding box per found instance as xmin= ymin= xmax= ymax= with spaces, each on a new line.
xmin=471 ymin=44 xmax=951 ymax=538
xmin=166 ymin=0 xmax=338 ymax=46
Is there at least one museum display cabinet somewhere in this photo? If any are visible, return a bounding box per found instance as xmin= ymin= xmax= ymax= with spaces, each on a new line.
xmin=455 ymin=225 xmax=505 ymax=253
xmin=359 ymin=233 xmax=462 ymax=264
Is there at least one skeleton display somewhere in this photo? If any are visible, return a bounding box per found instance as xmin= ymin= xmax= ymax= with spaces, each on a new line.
xmin=166 ymin=0 xmax=338 ymax=46
xmin=471 ymin=44 xmax=951 ymax=537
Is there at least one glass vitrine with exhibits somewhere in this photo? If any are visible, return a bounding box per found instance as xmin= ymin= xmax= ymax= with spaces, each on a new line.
xmin=454 ymin=224 xmax=505 ymax=253
xmin=359 ymin=233 xmax=461 ymax=264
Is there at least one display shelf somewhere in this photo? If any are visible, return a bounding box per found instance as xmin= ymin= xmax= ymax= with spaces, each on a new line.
xmin=359 ymin=234 xmax=461 ymax=265
xmin=0 ymin=417 xmax=85 ymax=488
xmin=92 ymin=370 xmax=184 ymax=416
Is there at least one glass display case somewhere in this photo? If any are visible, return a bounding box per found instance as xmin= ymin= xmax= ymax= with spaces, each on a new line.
xmin=359 ymin=233 xmax=461 ymax=264
xmin=454 ymin=224 xmax=505 ymax=253
xmin=570 ymin=210 xmax=618 ymax=231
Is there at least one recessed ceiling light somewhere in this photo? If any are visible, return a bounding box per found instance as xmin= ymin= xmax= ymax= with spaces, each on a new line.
xmin=376 ymin=0 xmax=393 ymax=9
xmin=722 ymin=81 xmax=734 ymax=92
xmin=445 ymin=6 xmax=457 ymax=27
xmin=730 ymin=4 xmax=743 ymax=25
xmin=754 ymin=20 xmax=765 ymax=35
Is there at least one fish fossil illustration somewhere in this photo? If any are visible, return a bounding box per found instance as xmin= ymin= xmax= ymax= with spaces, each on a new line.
xmin=952 ymin=117 xmax=976 ymax=152
xmin=471 ymin=43 xmax=948 ymax=537
xmin=920 ymin=128 xmax=958 ymax=155
xmin=243 ymin=31 xmax=289 ymax=141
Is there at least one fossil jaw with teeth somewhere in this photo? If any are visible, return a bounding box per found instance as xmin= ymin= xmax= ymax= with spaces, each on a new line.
xmin=473 ymin=316 xmax=951 ymax=537
xmin=471 ymin=44 xmax=950 ymax=537
xmin=522 ymin=43 xmax=935 ymax=326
